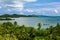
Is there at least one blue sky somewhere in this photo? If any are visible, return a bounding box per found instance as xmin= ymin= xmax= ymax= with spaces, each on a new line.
xmin=0 ymin=0 xmax=60 ymax=16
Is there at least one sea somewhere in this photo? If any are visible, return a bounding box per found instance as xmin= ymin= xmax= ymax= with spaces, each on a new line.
xmin=0 ymin=17 xmax=60 ymax=29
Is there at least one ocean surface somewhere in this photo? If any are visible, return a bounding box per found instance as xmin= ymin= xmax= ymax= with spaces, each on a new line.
xmin=0 ymin=17 xmax=60 ymax=29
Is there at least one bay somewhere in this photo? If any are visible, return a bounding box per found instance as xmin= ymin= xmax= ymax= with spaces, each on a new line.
xmin=0 ymin=17 xmax=60 ymax=29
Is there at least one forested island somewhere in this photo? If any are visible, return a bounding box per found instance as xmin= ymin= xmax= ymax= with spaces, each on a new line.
xmin=0 ymin=14 xmax=38 ymax=20
xmin=0 ymin=14 xmax=38 ymax=18
xmin=0 ymin=17 xmax=13 ymax=20
xmin=0 ymin=22 xmax=60 ymax=40
xmin=0 ymin=14 xmax=60 ymax=18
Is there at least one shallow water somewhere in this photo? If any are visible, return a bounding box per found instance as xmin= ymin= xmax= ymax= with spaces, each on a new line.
xmin=0 ymin=17 xmax=60 ymax=29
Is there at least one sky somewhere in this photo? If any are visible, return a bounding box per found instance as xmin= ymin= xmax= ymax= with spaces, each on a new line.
xmin=0 ymin=0 xmax=60 ymax=16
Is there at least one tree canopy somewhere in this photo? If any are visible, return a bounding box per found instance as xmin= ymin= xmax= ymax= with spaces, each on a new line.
xmin=0 ymin=22 xmax=60 ymax=40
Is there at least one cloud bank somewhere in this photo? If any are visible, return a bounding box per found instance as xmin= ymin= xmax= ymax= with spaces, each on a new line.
xmin=0 ymin=0 xmax=60 ymax=16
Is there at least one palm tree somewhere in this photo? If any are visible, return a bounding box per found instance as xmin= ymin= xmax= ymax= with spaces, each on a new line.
xmin=37 ymin=23 xmax=41 ymax=30
xmin=56 ymin=23 xmax=60 ymax=27
xmin=14 ymin=21 xmax=17 ymax=26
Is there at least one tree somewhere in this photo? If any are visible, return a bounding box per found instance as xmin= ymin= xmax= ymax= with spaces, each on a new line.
xmin=14 ymin=21 xmax=17 ymax=26
xmin=1 ymin=14 xmax=10 ymax=17
xmin=49 ymin=26 xmax=53 ymax=34
xmin=2 ymin=22 xmax=13 ymax=28
xmin=56 ymin=23 xmax=60 ymax=27
xmin=37 ymin=23 xmax=41 ymax=30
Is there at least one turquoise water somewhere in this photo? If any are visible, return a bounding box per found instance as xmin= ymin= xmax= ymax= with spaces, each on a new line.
xmin=0 ymin=17 xmax=60 ymax=29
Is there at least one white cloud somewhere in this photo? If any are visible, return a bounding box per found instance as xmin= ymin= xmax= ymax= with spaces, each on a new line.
xmin=0 ymin=0 xmax=37 ymax=12
xmin=54 ymin=9 xmax=58 ymax=14
xmin=20 ymin=12 xmax=24 ymax=14
xmin=23 ymin=0 xmax=37 ymax=2
xmin=24 ymin=7 xmax=60 ymax=15
xmin=6 ymin=1 xmax=24 ymax=12
xmin=0 ymin=0 xmax=60 ymax=15
xmin=4 ymin=0 xmax=37 ymax=12
xmin=23 ymin=2 xmax=60 ymax=15
xmin=7 ymin=9 xmax=11 ymax=12
xmin=13 ymin=1 xmax=23 ymax=7
xmin=9 ymin=1 xmax=24 ymax=11
xmin=0 ymin=6 xmax=2 ymax=9
xmin=25 ymin=9 xmax=34 ymax=12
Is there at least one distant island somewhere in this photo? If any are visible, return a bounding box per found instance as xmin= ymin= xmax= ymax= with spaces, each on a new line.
xmin=0 ymin=17 xmax=13 ymax=20
xmin=0 ymin=14 xmax=38 ymax=18
xmin=0 ymin=14 xmax=39 ymax=20
xmin=0 ymin=14 xmax=60 ymax=18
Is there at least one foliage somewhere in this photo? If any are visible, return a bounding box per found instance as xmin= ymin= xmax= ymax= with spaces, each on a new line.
xmin=0 ymin=22 xmax=60 ymax=40
xmin=37 ymin=23 xmax=41 ymax=30
xmin=0 ymin=14 xmax=38 ymax=18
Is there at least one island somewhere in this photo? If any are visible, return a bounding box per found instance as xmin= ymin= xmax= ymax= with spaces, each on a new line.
xmin=0 ymin=17 xmax=13 ymax=20
xmin=0 ymin=14 xmax=38 ymax=18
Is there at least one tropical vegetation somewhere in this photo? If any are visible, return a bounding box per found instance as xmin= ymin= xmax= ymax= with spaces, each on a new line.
xmin=0 ymin=22 xmax=60 ymax=40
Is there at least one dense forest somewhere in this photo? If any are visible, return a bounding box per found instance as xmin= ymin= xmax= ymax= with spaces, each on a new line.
xmin=0 ymin=14 xmax=38 ymax=18
xmin=0 ymin=14 xmax=38 ymax=20
xmin=0 ymin=22 xmax=60 ymax=40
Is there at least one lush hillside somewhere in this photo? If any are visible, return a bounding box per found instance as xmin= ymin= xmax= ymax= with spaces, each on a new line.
xmin=0 ymin=14 xmax=38 ymax=18
xmin=0 ymin=14 xmax=60 ymax=18
xmin=0 ymin=22 xmax=60 ymax=40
